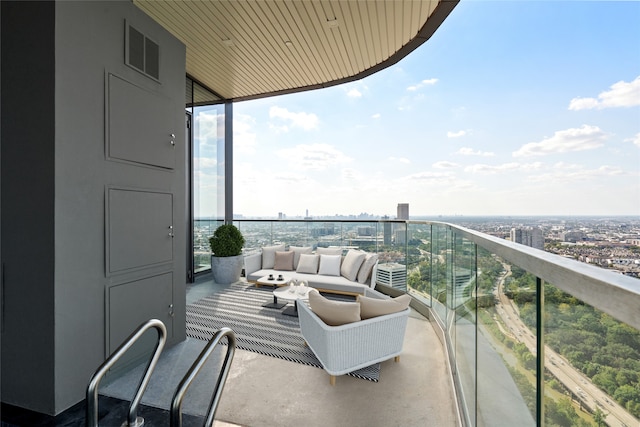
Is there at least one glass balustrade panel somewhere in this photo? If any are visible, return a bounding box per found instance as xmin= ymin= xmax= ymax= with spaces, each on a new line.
xmin=543 ymin=281 xmax=640 ymax=427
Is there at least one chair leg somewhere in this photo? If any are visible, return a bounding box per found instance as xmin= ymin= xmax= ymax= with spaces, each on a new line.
xmin=329 ymin=375 xmax=336 ymax=386
xmin=394 ymin=355 xmax=400 ymax=363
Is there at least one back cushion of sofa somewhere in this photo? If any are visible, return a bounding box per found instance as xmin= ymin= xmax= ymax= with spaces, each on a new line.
xmin=318 ymin=254 xmax=341 ymax=276
xmin=297 ymin=254 xmax=319 ymax=274
xmin=273 ymin=250 xmax=294 ymax=271
xmin=316 ymin=247 xmax=343 ymax=256
xmin=357 ymin=253 xmax=379 ymax=284
xmin=289 ymin=246 xmax=313 ymax=269
xmin=340 ymin=249 xmax=366 ymax=282
xmin=262 ymin=244 xmax=285 ymax=269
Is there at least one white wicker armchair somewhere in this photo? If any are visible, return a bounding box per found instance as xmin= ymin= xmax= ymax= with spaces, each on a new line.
xmin=298 ymin=288 xmax=410 ymax=385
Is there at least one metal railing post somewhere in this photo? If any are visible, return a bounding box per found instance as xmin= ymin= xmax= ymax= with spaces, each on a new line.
xmin=86 ymin=319 xmax=167 ymax=427
xmin=170 ymin=327 xmax=236 ymax=427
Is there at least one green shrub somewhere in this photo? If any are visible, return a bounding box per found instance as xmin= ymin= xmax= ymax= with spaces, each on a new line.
xmin=209 ymin=224 xmax=245 ymax=257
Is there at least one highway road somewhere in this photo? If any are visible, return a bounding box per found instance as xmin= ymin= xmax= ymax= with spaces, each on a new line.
xmin=493 ymin=265 xmax=638 ymax=427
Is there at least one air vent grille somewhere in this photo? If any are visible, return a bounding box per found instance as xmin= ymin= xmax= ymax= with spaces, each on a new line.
xmin=126 ymin=22 xmax=159 ymax=81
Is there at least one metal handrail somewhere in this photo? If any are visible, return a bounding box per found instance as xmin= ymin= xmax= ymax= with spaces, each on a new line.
xmin=86 ymin=318 xmax=167 ymax=427
xmin=170 ymin=327 xmax=236 ymax=427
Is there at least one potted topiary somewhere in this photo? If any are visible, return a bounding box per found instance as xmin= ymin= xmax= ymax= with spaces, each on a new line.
xmin=209 ymin=224 xmax=246 ymax=285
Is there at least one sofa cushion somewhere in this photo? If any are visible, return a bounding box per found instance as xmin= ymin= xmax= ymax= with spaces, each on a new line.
xmin=296 ymin=253 xmax=319 ymax=274
xmin=316 ymin=247 xmax=343 ymax=256
xmin=340 ymin=250 xmax=366 ymax=282
xmin=318 ymin=254 xmax=341 ymax=276
xmin=357 ymin=294 xmax=411 ymax=319
xmin=289 ymin=246 xmax=313 ymax=268
xmin=262 ymin=244 xmax=285 ymax=269
xmin=357 ymin=253 xmax=379 ymax=284
xmin=274 ymin=250 xmax=294 ymax=271
xmin=308 ymin=289 xmax=361 ymax=326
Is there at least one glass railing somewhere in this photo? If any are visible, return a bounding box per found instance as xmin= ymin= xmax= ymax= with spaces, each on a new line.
xmin=202 ymin=219 xmax=639 ymax=427
xmin=193 ymin=218 xmax=222 ymax=273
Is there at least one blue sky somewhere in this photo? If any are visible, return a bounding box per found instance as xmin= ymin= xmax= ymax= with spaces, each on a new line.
xmin=229 ymin=1 xmax=639 ymax=218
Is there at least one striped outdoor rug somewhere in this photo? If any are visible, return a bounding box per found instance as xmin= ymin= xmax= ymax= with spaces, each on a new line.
xmin=186 ymin=282 xmax=380 ymax=382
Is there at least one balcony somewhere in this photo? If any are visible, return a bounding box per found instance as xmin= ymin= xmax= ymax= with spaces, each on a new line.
xmin=190 ymin=219 xmax=638 ymax=427
xmin=42 ymin=219 xmax=637 ymax=426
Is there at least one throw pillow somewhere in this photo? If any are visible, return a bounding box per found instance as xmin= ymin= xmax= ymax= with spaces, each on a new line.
xmin=316 ymin=247 xmax=343 ymax=256
xmin=357 ymin=294 xmax=411 ymax=319
xmin=340 ymin=250 xmax=366 ymax=282
xmin=357 ymin=253 xmax=379 ymax=284
xmin=289 ymin=246 xmax=313 ymax=268
xmin=262 ymin=244 xmax=285 ymax=269
xmin=318 ymin=254 xmax=341 ymax=276
xmin=273 ymin=250 xmax=294 ymax=271
xmin=308 ymin=289 xmax=361 ymax=326
xmin=296 ymin=253 xmax=319 ymax=274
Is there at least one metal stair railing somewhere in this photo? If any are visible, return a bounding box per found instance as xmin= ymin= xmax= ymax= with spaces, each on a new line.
xmin=170 ymin=327 xmax=237 ymax=427
xmin=86 ymin=318 xmax=167 ymax=427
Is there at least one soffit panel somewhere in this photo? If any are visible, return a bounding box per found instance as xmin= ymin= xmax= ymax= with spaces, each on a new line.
xmin=134 ymin=0 xmax=456 ymax=101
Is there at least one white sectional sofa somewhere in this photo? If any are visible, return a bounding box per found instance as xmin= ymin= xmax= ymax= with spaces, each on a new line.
xmin=244 ymin=244 xmax=378 ymax=296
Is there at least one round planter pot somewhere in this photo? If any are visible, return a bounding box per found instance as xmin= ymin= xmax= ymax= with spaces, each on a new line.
xmin=211 ymin=254 xmax=244 ymax=285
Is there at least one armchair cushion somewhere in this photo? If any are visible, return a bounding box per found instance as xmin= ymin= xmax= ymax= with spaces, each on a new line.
xmin=357 ymin=294 xmax=411 ymax=319
xmin=308 ymin=289 xmax=360 ymax=326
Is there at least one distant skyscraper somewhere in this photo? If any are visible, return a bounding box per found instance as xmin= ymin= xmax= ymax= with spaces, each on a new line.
xmin=397 ymin=203 xmax=409 ymax=220
xmin=510 ymin=227 xmax=544 ymax=250
xmin=382 ymin=215 xmax=392 ymax=245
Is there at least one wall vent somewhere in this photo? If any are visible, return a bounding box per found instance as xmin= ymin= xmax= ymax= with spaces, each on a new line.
xmin=125 ymin=22 xmax=159 ymax=81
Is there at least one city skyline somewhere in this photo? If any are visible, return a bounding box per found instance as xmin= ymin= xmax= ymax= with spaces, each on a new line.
xmin=207 ymin=1 xmax=640 ymax=219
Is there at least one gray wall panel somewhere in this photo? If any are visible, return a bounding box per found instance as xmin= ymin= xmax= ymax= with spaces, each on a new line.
xmin=0 ymin=0 xmax=187 ymax=415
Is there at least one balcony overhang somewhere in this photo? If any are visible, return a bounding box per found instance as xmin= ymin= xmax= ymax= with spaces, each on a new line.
xmin=134 ymin=0 xmax=459 ymax=102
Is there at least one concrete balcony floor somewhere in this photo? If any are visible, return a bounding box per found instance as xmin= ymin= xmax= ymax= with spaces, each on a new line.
xmin=185 ymin=277 xmax=458 ymax=427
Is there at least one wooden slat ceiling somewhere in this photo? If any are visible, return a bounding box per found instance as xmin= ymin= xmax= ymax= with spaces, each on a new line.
xmin=134 ymin=0 xmax=458 ymax=102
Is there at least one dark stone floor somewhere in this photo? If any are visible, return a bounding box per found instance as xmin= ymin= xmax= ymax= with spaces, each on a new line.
xmin=1 ymin=396 xmax=205 ymax=427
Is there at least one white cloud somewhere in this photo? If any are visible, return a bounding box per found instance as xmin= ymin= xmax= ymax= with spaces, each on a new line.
xmin=456 ymin=147 xmax=495 ymax=157
xmin=277 ymin=143 xmax=351 ymax=170
xmin=194 ymin=111 xmax=223 ymax=147
xmin=341 ymin=168 xmax=362 ymax=181
xmin=513 ymin=125 xmax=608 ymax=157
xmin=269 ymin=106 xmax=319 ymax=131
xmin=626 ymin=132 xmax=640 ymax=148
xmin=399 ymin=171 xmax=455 ymax=185
xmin=233 ymin=114 xmax=257 ymax=154
xmin=527 ymin=164 xmax=627 ymax=183
xmin=371 ymin=113 xmax=381 ymax=119
xmin=569 ymin=75 xmax=640 ymax=110
xmin=194 ymin=157 xmax=217 ymax=169
xmin=347 ymin=88 xmax=362 ymax=98
xmin=447 ymin=130 xmax=467 ymax=138
xmin=465 ymin=162 xmax=542 ymax=174
xmin=407 ymin=78 xmax=438 ymax=91
xmin=389 ymin=156 xmax=410 ymax=164
xmin=433 ymin=161 xmax=460 ymax=169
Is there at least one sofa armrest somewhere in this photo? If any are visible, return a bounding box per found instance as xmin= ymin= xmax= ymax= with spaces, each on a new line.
xmin=244 ymin=252 xmax=262 ymax=277
xmin=370 ymin=261 xmax=379 ymax=289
